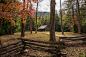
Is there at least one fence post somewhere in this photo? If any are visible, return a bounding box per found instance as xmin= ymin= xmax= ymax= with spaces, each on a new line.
xmin=22 ymin=39 xmax=26 ymax=50
xmin=58 ymin=41 xmax=66 ymax=57
xmin=19 ymin=38 xmax=26 ymax=54
xmin=56 ymin=41 xmax=61 ymax=57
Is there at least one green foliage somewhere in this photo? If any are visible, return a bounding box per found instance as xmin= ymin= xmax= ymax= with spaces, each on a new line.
xmin=82 ymin=23 xmax=86 ymax=33
xmin=72 ymin=24 xmax=78 ymax=33
xmin=13 ymin=17 xmax=21 ymax=32
xmin=25 ymin=16 xmax=30 ymax=31
xmin=0 ymin=17 xmax=21 ymax=35
xmin=0 ymin=26 xmax=5 ymax=35
xmin=62 ymin=14 xmax=71 ymax=32
xmin=63 ymin=0 xmax=86 ymax=33
xmin=55 ymin=11 xmax=61 ymax=32
xmin=32 ymin=14 xmax=50 ymax=31
xmin=80 ymin=1 xmax=86 ymax=33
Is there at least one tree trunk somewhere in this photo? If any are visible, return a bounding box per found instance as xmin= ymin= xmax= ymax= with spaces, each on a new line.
xmin=30 ymin=1 xmax=32 ymax=34
xmin=0 ymin=19 xmax=2 ymax=33
xmin=21 ymin=23 xmax=25 ymax=37
xmin=35 ymin=2 xmax=38 ymax=33
xmin=50 ymin=0 xmax=56 ymax=42
xmin=60 ymin=0 xmax=64 ymax=35
xmin=21 ymin=0 xmax=25 ymax=37
xmin=0 ymin=39 xmax=2 ymax=47
xmin=76 ymin=0 xmax=81 ymax=34
xmin=11 ymin=25 xmax=12 ymax=35
xmin=71 ymin=4 xmax=74 ymax=32
xmin=30 ymin=17 xmax=32 ymax=34
xmin=72 ymin=5 xmax=74 ymax=20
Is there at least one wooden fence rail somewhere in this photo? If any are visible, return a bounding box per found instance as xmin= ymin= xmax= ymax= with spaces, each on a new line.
xmin=0 ymin=38 xmax=66 ymax=57
xmin=0 ymin=41 xmax=23 ymax=57
xmin=59 ymin=36 xmax=86 ymax=41
xmin=21 ymin=38 xmax=66 ymax=57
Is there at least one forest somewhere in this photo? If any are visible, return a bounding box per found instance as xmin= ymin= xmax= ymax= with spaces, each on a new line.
xmin=0 ymin=0 xmax=86 ymax=36
xmin=0 ymin=0 xmax=86 ymax=57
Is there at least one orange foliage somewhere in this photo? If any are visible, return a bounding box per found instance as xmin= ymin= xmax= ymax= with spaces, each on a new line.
xmin=71 ymin=15 xmax=78 ymax=28
xmin=32 ymin=0 xmax=38 ymax=3
xmin=71 ymin=19 xmax=77 ymax=28
xmin=0 ymin=0 xmax=37 ymax=26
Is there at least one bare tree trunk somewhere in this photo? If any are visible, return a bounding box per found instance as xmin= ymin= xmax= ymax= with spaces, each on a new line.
xmin=76 ymin=0 xmax=81 ymax=34
xmin=60 ymin=0 xmax=64 ymax=35
xmin=21 ymin=23 xmax=25 ymax=37
xmin=30 ymin=17 xmax=32 ymax=34
xmin=11 ymin=25 xmax=12 ymax=34
xmin=21 ymin=0 xmax=25 ymax=37
xmin=72 ymin=5 xmax=74 ymax=20
xmin=0 ymin=19 xmax=2 ymax=31
xmin=71 ymin=4 xmax=74 ymax=32
xmin=30 ymin=1 xmax=32 ymax=34
xmin=35 ymin=2 xmax=38 ymax=33
xmin=50 ymin=0 xmax=56 ymax=42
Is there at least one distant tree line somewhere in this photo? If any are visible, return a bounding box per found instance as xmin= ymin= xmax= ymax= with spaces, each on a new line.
xmin=25 ymin=10 xmax=61 ymax=32
xmin=62 ymin=0 xmax=86 ymax=33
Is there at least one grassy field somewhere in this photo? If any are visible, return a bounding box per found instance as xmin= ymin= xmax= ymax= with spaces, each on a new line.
xmin=0 ymin=31 xmax=84 ymax=45
xmin=0 ymin=31 xmax=59 ymax=57
xmin=55 ymin=32 xmax=82 ymax=36
xmin=43 ymin=31 xmax=82 ymax=36
xmin=0 ymin=31 xmax=86 ymax=57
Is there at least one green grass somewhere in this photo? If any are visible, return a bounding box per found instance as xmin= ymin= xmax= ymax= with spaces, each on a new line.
xmin=55 ymin=32 xmax=81 ymax=36
xmin=0 ymin=31 xmax=59 ymax=45
xmin=41 ymin=31 xmax=82 ymax=36
xmin=0 ymin=31 xmax=84 ymax=45
xmin=21 ymin=31 xmax=59 ymax=41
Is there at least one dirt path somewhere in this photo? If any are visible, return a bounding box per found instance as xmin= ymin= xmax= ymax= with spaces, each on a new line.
xmin=47 ymin=33 xmax=75 ymax=37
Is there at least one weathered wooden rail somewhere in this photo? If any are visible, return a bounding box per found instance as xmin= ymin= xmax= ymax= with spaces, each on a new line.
xmin=0 ymin=41 xmax=23 ymax=57
xmin=59 ymin=35 xmax=86 ymax=47
xmin=21 ymin=38 xmax=66 ymax=56
xmin=0 ymin=38 xmax=66 ymax=57
xmin=59 ymin=35 xmax=85 ymax=41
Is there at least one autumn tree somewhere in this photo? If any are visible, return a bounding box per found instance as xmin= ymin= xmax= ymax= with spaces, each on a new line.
xmin=21 ymin=0 xmax=25 ymax=37
xmin=21 ymin=0 xmax=37 ymax=36
xmin=0 ymin=0 xmax=36 ymax=36
xmin=0 ymin=0 xmax=20 ymax=35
